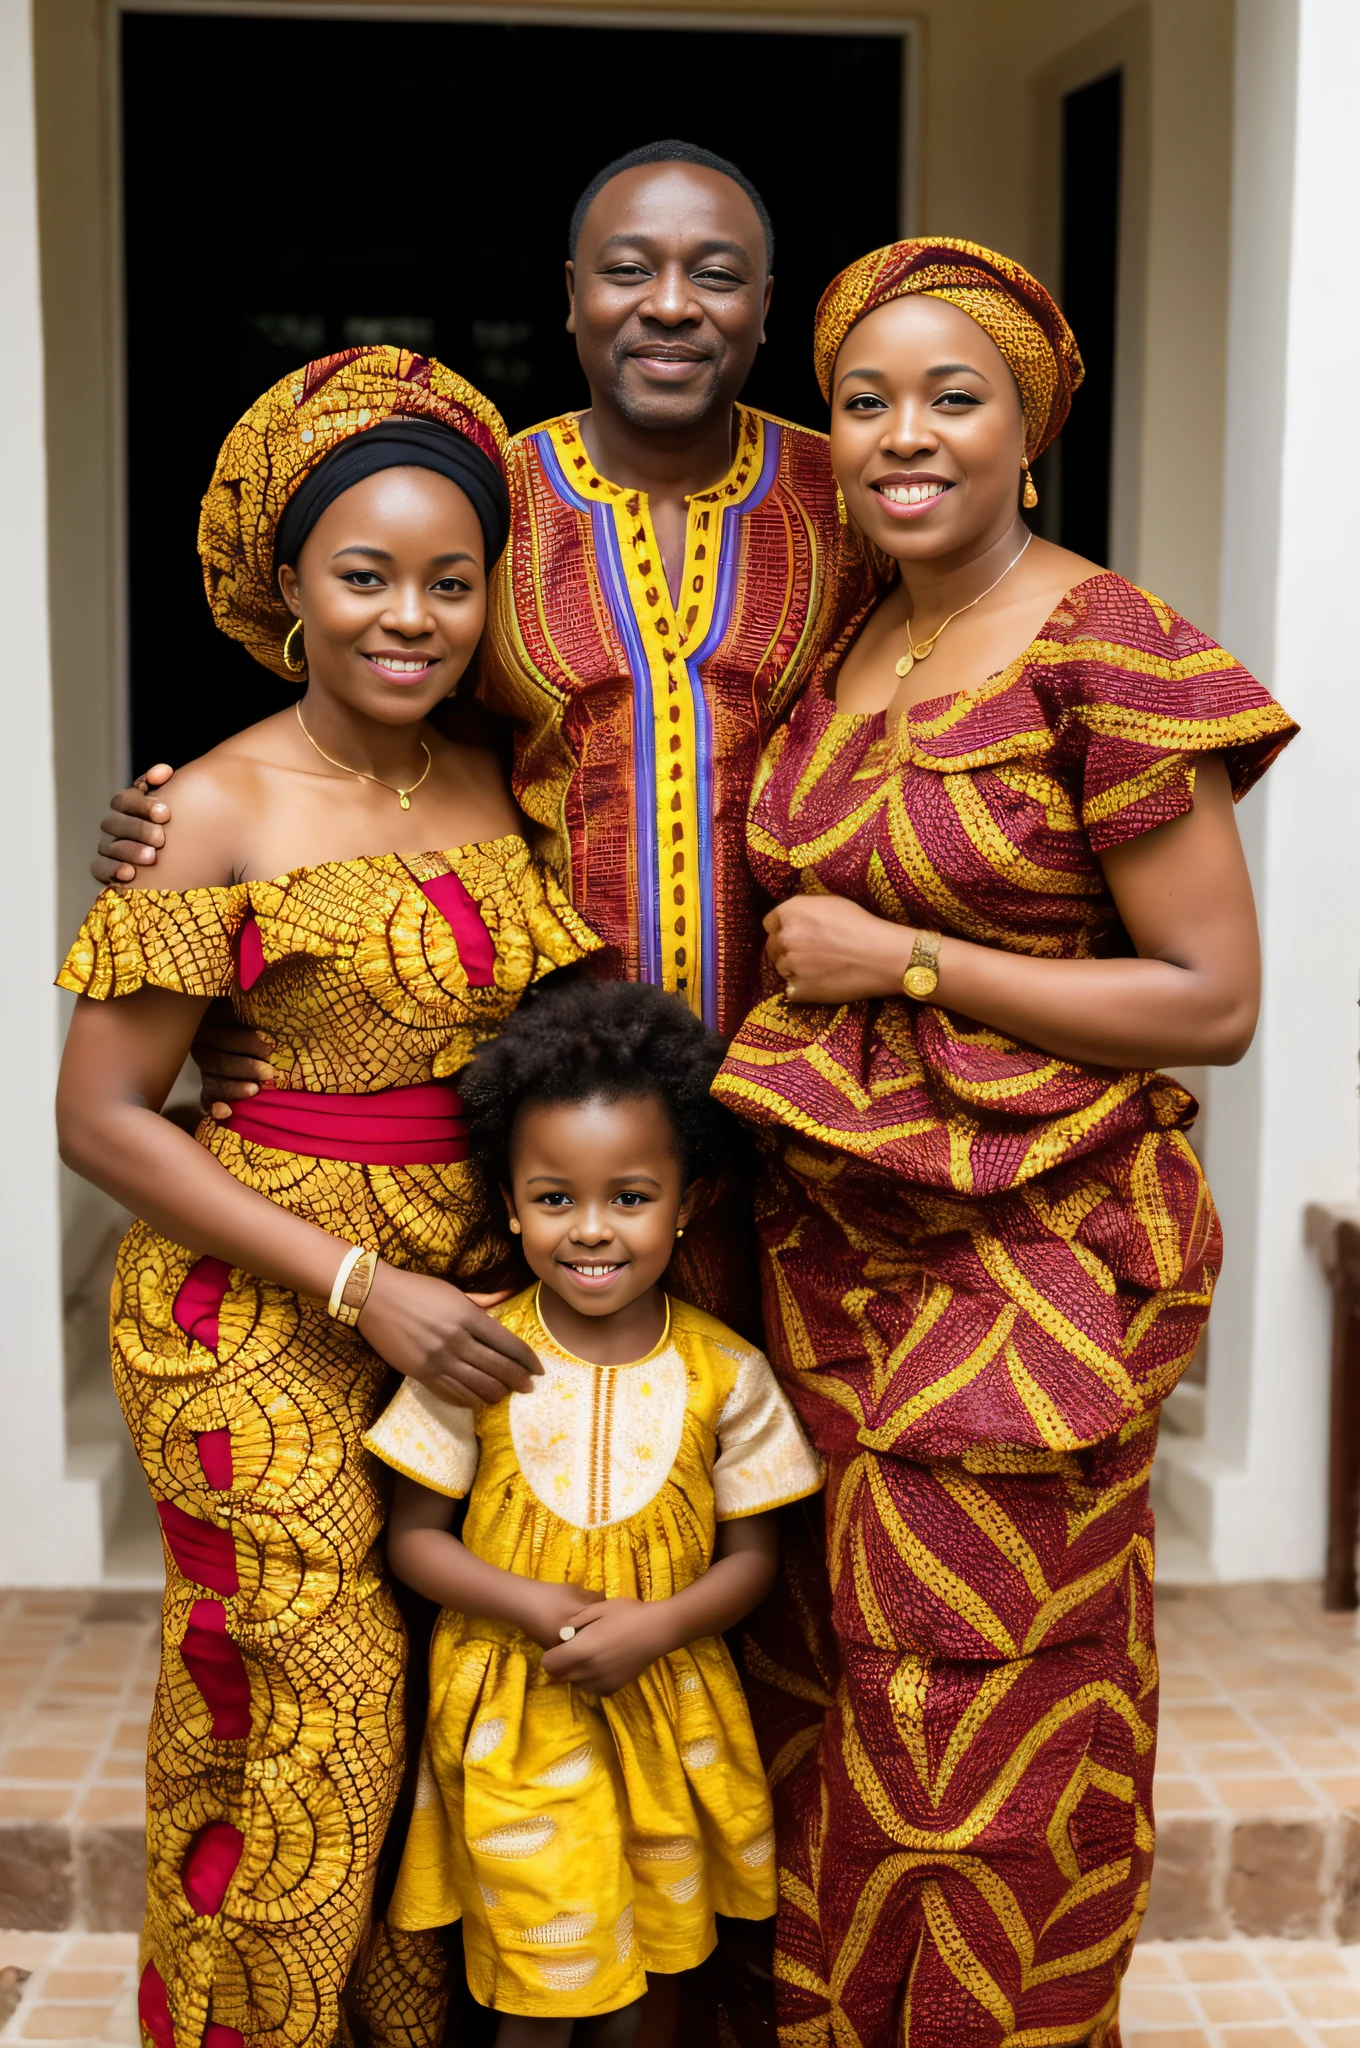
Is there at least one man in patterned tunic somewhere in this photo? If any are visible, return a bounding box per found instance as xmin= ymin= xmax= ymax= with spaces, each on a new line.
xmin=96 ymin=141 xmax=880 ymax=1040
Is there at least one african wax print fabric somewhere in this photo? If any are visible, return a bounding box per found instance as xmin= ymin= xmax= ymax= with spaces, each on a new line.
xmin=199 ymin=347 xmax=508 ymax=680
xmin=58 ymin=842 xmax=596 ymax=2048
xmin=714 ymin=573 xmax=1296 ymax=2047
xmin=480 ymin=405 xmax=884 ymax=1037
xmin=363 ymin=1288 xmax=822 ymax=2019
xmin=813 ymin=239 xmax=1084 ymax=459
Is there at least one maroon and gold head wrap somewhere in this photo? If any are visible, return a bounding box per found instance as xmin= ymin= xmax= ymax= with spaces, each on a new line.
xmin=813 ymin=238 xmax=1084 ymax=459
xmin=198 ymin=345 xmax=510 ymax=680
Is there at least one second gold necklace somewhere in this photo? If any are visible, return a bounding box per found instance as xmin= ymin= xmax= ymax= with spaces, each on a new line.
xmin=295 ymin=701 xmax=432 ymax=811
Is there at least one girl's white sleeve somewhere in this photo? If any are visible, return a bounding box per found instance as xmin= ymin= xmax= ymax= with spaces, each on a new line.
xmin=712 ymin=1345 xmax=823 ymax=1520
xmin=363 ymin=1380 xmax=480 ymax=1498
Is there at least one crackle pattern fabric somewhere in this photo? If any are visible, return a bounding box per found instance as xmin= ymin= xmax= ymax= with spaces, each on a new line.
xmin=713 ymin=573 xmax=1296 ymax=2047
xmin=812 ymin=240 xmax=1085 ymax=459
xmin=480 ymin=406 xmax=884 ymax=1036
xmin=199 ymin=347 xmax=508 ymax=680
xmin=363 ymin=1287 xmax=822 ymax=2019
xmin=58 ymin=841 xmax=596 ymax=2048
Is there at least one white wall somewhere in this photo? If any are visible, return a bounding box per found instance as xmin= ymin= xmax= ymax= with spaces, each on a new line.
xmin=1160 ymin=0 xmax=1360 ymax=1578
xmin=0 ymin=0 xmax=107 ymax=1583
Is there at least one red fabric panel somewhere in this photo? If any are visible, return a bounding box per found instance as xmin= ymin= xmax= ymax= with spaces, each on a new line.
xmin=226 ymin=1078 xmax=467 ymax=1164
xmin=180 ymin=1819 xmax=245 ymax=1917
xmin=157 ymin=1501 xmax=239 ymax=1597
xmin=179 ymin=1599 xmax=252 ymax=1740
xmin=171 ymin=1256 xmax=232 ymax=1355
xmin=236 ymin=916 xmax=265 ymax=991
xmin=137 ymin=1963 xmax=174 ymax=2048
xmin=420 ymin=871 xmax=495 ymax=984
xmin=196 ymin=1429 xmax=233 ymax=1491
xmin=203 ymin=2028 xmax=245 ymax=2048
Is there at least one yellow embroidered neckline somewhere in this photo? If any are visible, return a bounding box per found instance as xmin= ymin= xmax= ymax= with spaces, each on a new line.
xmin=530 ymin=1282 xmax=674 ymax=1370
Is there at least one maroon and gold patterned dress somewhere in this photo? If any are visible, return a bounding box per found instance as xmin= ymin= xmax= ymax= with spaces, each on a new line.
xmin=714 ymin=574 xmax=1295 ymax=2048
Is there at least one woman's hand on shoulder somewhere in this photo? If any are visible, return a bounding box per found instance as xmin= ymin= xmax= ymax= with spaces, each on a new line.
xmin=357 ymin=1262 xmax=543 ymax=1407
xmin=765 ymin=894 xmax=915 ymax=1005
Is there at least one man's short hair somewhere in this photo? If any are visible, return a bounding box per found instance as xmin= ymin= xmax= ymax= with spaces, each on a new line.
xmin=568 ymin=140 xmax=775 ymax=269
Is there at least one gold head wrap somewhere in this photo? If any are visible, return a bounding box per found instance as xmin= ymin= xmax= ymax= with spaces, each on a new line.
xmin=813 ymin=237 xmax=1084 ymax=459
xmin=199 ymin=345 xmax=510 ymax=680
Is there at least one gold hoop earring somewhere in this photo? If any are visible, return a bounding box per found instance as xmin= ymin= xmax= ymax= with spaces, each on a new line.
xmin=1020 ymin=458 xmax=1039 ymax=511
xmin=283 ymin=618 xmax=307 ymax=675
xmin=835 ymin=483 xmax=848 ymax=527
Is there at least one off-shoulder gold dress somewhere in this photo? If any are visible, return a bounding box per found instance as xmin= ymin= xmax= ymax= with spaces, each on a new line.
xmin=58 ymin=839 xmax=596 ymax=2048
xmin=364 ymin=1286 xmax=823 ymax=2020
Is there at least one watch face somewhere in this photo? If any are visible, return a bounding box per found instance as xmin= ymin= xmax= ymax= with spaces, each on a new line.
xmin=904 ymin=966 xmax=938 ymax=999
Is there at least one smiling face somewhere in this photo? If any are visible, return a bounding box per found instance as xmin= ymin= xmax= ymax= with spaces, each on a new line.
xmin=830 ymin=294 xmax=1028 ymax=567
xmin=567 ymin=162 xmax=773 ymax=434
xmin=506 ymin=1092 xmax=699 ymax=1322
xmin=276 ymin=465 xmax=487 ymax=726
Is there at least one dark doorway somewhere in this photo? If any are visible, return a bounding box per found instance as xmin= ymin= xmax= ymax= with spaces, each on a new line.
xmin=1054 ymin=68 xmax=1122 ymax=562
xmin=120 ymin=9 xmax=904 ymax=768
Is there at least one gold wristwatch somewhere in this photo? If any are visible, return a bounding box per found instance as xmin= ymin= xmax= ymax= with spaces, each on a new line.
xmin=902 ymin=930 xmax=943 ymax=1000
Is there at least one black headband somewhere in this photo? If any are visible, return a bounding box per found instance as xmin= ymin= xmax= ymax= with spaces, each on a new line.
xmin=273 ymin=416 xmax=511 ymax=575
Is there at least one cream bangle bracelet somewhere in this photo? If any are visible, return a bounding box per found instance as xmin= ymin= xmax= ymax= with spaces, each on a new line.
xmin=328 ymin=1245 xmax=365 ymax=1321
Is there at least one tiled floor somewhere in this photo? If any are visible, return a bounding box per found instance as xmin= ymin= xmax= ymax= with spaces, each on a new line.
xmin=1154 ymin=1582 xmax=1360 ymax=1824
xmin=1125 ymin=1940 xmax=1360 ymax=2045
xmin=3 ymin=1582 xmax=1360 ymax=2039
xmin=0 ymin=1932 xmax=137 ymax=2045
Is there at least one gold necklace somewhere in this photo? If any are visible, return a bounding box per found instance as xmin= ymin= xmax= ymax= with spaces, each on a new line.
xmin=895 ymin=530 xmax=1034 ymax=678
xmin=295 ymin=702 xmax=432 ymax=811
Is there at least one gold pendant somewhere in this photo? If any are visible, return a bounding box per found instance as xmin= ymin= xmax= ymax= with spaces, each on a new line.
xmin=895 ymin=651 xmax=915 ymax=679
xmin=399 ymin=793 xmax=411 ymax=810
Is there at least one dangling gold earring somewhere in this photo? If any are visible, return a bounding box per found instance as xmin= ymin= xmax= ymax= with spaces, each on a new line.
xmin=283 ymin=618 xmax=307 ymax=675
xmin=835 ymin=483 xmax=848 ymax=527
xmin=1021 ymin=458 xmax=1039 ymax=510
xmin=508 ymin=1217 xmax=522 ymax=1234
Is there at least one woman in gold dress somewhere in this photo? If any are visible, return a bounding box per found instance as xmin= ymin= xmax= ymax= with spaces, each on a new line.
xmin=56 ymin=348 xmax=596 ymax=2048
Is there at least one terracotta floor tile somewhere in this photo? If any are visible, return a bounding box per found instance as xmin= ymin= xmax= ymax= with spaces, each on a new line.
xmin=20 ymin=2002 xmax=115 ymax=2038
xmin=1198 ymin=1982 xmax=1287 ymax=2020
xmin=1188 ymin=1744 xmax=1288 ymax=1774
xmin=1289 ymin=1985 xmax=1360 ymax=2018
xmin=0 ymin=1938 xmax=60 ymax=1971
xmin=1125 ymin=1947 xmax=1180 ymax=1981
xmin=0 ymin=1785 xmax=74 ymax=1821
xmin=1217 ymin=2028 xmax=1309 ymax=2047
xmin=1259 ymin=1947 xmax=1350 ymax=1978
xmin=1167 ymin=1707 xmax=1260 ymax=1741
xmin=74 ymin=1785 xmax=144 ymax=1826
xmin=1119 ymin=1986 xmax=1198 ymax=2023
xmin=42 ymin=1971 xmax=129 ymax=2000
xmin=58 ymin=1941 xmax=138 ymax=1968
xmin=0 ymin=1749 xmax=93 ymax=1782
xmin=1150 ymin=1777 xmax=1214 ymax=1811
xmin=1214 ymin=1775 xmax=1315 ymax=1810
xmin=1178 ymin=1949 xmax=1262 ymax=1982
xmin=1284 ymin=1739 xmax=1360 ymax=1769
xmin=1315 ymin=2029 xmax=1360 ymax=2047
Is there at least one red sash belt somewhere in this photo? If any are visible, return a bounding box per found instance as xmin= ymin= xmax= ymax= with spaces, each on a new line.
xmin=226 ymin=1080 xmax=467 ymax=1165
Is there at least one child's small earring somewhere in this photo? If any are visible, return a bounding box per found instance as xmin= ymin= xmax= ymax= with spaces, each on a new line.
xmin=674 ymin=1226 xmax=685 ymax=1239
xmin=508 ymin=1218 xmax=522 ymax=1235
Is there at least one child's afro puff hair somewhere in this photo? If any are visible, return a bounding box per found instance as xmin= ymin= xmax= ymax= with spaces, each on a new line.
xmin=460 ymin=971 xmax=737 ymax=1189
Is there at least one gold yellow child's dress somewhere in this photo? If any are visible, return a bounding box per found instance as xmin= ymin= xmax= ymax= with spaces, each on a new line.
xmin=363 ymin=1285 xmax=823 ymax=2020
xmin=57 ymin=838 xmax=596 ymax=2048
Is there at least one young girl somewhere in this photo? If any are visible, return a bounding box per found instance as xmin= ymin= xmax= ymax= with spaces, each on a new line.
xmin=363 ymin=977 xmax=823 ymax=2045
